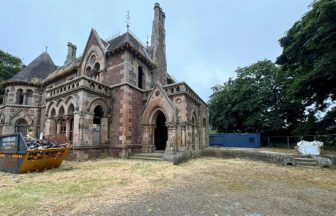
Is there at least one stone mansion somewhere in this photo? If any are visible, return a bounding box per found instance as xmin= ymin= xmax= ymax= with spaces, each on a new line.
xmin=0 ymin=3 xmax=209 ymax=160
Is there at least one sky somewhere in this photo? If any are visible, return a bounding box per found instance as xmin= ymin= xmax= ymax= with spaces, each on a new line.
xmin=0 ymin=0 xmax=313 ymax=101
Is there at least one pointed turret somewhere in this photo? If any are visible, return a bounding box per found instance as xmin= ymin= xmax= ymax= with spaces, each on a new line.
xmin=9 ymin=52 xmax=57 ymax=83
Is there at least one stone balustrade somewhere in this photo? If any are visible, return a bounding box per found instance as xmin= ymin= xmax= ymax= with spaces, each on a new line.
xmin=46 ymin=76 xmax=110 ymax=99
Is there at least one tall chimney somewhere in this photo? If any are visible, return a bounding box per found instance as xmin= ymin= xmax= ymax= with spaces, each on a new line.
xmin=151 ymin=3 xmax=167 ymax=85
xmin=64 ymin=42 xmax=77 ymax=64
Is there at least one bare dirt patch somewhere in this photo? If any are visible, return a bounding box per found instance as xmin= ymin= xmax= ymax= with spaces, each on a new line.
xmin=0 ymin=157 xmax=335 ymax=215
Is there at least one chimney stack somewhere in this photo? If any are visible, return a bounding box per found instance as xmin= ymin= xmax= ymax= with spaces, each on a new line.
xmin=64 ymin=42 xmax=77 ymax=64
xmin=151 ymin=3 xmax=167 ymax=85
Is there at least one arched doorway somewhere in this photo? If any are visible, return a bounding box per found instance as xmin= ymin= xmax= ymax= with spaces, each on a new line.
xmin=93 ymin=105 xmax=104 ymax=145
xmin=154 ymin=111 xmax=167 ymax=151
xmin=15 ymin=119 xmax=28 ymax=136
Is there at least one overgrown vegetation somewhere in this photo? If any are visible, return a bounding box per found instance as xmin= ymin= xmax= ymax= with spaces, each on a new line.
xmin=0 ymin=49 xmax=23 ymax=103
xmin=209 ymin=0 xmax=336 ymax=148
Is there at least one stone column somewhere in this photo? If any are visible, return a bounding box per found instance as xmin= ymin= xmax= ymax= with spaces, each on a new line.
xmin=56 ymin=118 xmax=61 ymax=134
xmin=65 ymin=115 xmax=71 ymax=141
xmin=100 ymin=117 xmax=109 ymax=144
xmin=77 ymin=113 xmax=85 ymax=146
xmin=181 ymin=124 xmax=186 ymax=151
xmin=72 ymin=112 xmax=81 ymax=146
xmin=166 ymin=124 xmax=177 ymax=153
xmin=148 ymin=125 xmax=155 ymax=152
xmin=142 ymin=125 xmax=149 ymax=153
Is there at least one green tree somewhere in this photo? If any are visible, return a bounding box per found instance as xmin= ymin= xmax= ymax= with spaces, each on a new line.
xmin=276 ymin=0 xmax=336 ymax=110
xmin=0 ymin=49 xmax=23 ymax=103
xmin=209 ymin=60 xmax=304 ymax=135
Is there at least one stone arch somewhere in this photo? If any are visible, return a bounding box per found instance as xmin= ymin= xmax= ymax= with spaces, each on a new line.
xmin=56 ymin=99 xmax=66 ymax=109
xmin=67 ymin=103 xmax=75 ymax=115
xmin=190 ymin=110 xmax=198 ymax=125
xmin=50 ymin=108 xmax=56 ymax=118
xmin=58 ymin=105 xmax=65 ymax=117
xmin=46 ymin=101 xmax=56 ymax=117
xmin=65 ymin=95 xmax=79 ymax=112
xmin=15 ymin=118 xmax=28 ymax=136
xmin=148 ymin=106 xmax=169 ymax=125
xmin=88 ymin=98 xmax=109 ymax=115
xmin=11 ymin=111 xmax=33 ymax=127
xmin=190 ymin=110 xmax=198 ymax=150
xmin=143 ymin=85 xmax=178 ymax=125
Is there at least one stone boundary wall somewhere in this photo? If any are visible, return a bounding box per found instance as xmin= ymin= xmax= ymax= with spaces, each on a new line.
xmin=171 ymin=147 xmax=295 ymax=166
xmin=200 ymin=148 xmax=295 ymax=166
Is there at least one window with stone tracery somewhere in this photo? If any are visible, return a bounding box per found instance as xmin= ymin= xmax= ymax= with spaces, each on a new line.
xmin=85 ymin=53 xmax=101 ymax=81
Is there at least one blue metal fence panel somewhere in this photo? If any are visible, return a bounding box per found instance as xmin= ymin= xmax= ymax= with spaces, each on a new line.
xmin=209 ymin=133 xmax=261 ymax=148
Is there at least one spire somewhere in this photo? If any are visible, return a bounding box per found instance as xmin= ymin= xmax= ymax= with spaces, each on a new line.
xmin=126 ymin=11 xmax=131 ymax=32
xmin=146 ymin=34 xmax=149 ymax=48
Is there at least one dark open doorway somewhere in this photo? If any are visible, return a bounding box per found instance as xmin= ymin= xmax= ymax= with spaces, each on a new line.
xmin=154 ymin=111 xmax=167 ymax=150
xmin=93 ymin=105 xmax=104 ymax=145
xmin=15 ymin=119 xmax=28 ymax=136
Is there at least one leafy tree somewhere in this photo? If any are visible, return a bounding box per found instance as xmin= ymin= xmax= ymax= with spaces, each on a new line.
xmin=209 ymin=60 xmax=304 ymax=135
xmin=292 ymin=112 xmax=319 ymax=135
xmin=276 ymin=0 xmax=336 ymax=110
xmin=0 ymin=49 xmax=23 ymax=103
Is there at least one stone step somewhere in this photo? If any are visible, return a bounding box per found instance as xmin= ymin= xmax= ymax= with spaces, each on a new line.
xmin=129 ymin=155 xmax=163 ymax=161
xmin=294 ymin=161 xmax=318 ymax=166
xmin=292 ymin=155 xmax=313 ymax=159
xmin=131 ymin=152 xmax=164 ymax=158
xmin=293 ymin=157 xmax=316 ymax=162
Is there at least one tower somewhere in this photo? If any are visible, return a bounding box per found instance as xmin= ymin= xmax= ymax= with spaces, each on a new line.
xmin=150 ymin=3 xmax=167 ymax=85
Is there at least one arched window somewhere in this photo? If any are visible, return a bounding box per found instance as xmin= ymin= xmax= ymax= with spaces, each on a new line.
xmin=58 ymin=106 xmax=65 ymax=117
xmin=86 ymin=66 xmax=92 ymax=77
xmin=15 ymin=119 xmax=28 ymax=136
xmin=93 ymin=105 xmax=104 ymax=124
xmin=93 ymin=63 xmax=100 ymax=80
xmin=25 ymin=90 xmax=33 ymax=105
xmin=50 ymin=108 xmax=56 ymax=118
xmin=138 ymin=66 xmax=143 ymax=89
xmin=16 ymin=89 xmax=24 ymax=105
xmin=94 ymin=63 xmax=100 ymax=72
xmin=3 ymin=89 xmax=9 ymax=104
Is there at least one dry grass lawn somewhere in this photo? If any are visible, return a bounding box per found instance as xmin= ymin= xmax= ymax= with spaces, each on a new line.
xmin=0 ymin=157 xmax=335 ymax=215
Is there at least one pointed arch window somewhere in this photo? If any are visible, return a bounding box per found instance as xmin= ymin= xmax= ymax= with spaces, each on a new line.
xmin=138 ymin=66 xmax=144 ymax=89
xmin=16 ymin=89 xmax=24 ymax=105
xmin=25 ymin=90 xmax=33 ymax=105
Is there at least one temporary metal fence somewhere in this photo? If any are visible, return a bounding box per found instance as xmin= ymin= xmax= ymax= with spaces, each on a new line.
xmin=262 ymin=134 xmax=336 ymax=150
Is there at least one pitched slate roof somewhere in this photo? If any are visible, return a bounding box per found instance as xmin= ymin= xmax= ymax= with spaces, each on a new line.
xmin=107 ymin=32 xmax=152 ymax=62
xmin=9 ymin=52 xmax=57 ymax=84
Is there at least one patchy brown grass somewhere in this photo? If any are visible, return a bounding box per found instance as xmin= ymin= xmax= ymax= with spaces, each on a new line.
xmin=0 ymin=157 xmax=335 ymax=215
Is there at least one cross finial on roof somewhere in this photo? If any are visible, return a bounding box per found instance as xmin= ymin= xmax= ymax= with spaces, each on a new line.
xmin=45 ymin=46 xmax=48 ymax=52
xmin=126 ymin=11 xmax=131 ymax=32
